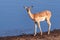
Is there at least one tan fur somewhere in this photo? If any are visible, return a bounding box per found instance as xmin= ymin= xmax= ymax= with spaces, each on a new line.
xmin=33 ymin=10 xmax=51 ymax=22
xmin=24 ymin=6 xmax=51 ymax=36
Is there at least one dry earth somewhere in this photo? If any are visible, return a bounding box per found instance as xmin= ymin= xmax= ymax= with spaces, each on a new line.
xmin=0 ymin=29 xmax=60 ymax=40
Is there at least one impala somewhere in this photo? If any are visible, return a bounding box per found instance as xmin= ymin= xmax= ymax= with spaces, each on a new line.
xmin=24 ymin=6 xmax=51 ymax=36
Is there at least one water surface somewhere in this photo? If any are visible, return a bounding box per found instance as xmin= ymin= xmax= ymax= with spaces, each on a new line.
xmin=0 ymin=0 xmax=60 ymax=37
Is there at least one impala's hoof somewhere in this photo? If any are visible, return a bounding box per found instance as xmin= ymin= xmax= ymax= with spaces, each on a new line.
xmin=40 ymin=34 xmax=42 ymax=36
xmin=34 ymin=34 xmax=36 ymax=36
xmin=41 ymin=32 xmax=42 ymax=36
xmin=48 ymin=32 xmax=50 ymax=35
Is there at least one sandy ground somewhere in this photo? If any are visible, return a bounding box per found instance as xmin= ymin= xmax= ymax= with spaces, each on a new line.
xmin=0 ymin=29 xmax=60 ymax=40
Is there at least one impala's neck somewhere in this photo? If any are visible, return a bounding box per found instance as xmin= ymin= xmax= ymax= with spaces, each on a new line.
xmin=27 ymin=9 xmax=34 ymax=19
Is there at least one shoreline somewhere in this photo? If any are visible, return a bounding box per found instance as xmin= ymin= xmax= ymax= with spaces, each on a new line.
xmin=0 ymin=29 xmax=60 ymax=40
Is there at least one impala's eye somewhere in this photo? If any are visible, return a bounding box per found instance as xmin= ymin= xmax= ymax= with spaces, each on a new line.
xmin=27 ymin=9 xmax=29 ymax=12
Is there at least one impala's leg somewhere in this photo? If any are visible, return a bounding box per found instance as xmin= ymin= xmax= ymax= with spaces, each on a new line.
xmin=37 ymin=22 xmax=42 ymax=35
xmin=46 ymin=19 xmax=51 ymax=35
xmin=34 ymin=23 xmax=37 ymax=36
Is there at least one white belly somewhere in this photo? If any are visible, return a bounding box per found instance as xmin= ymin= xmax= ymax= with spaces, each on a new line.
xmin=40 ymin=17 xmax=45 ymax=21
xmin=35 ymin=17 xmax=45 ymax=22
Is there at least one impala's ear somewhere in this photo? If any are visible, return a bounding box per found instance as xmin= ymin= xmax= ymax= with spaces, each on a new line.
xmin=31 ymin=6 xmax=34 ymax=8
xmin=30 ymin=6 xmax=33 ymax=8
xmin=24 ymin=6 xmax=27 ymax=9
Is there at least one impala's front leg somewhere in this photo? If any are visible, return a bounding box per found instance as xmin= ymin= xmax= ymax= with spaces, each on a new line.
xmin=34 ymin=23 xmax=37 ymax=36
xmin=37 ymin=22 xmax=42 ymax=35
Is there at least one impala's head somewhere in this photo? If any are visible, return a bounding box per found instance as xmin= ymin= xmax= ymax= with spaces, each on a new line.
xmin=24 ymin=6 xmax=33 ymax=12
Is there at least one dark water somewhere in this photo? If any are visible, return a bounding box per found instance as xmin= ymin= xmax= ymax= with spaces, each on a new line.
xmin=0 ymin=0 xmax=60 ymax=37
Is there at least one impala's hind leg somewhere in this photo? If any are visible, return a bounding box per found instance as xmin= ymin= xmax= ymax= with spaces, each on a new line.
xmin=46 ymin=19 xmax=51 ymax=35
